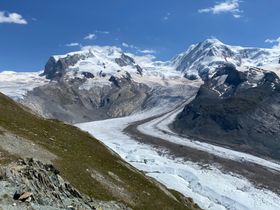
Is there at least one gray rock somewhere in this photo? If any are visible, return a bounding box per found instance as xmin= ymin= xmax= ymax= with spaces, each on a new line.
xmin=115 ymin=53 xmax=135 ymax=67
xmin=173 ymin=64 xmax=280 ymax=161
xmin=135 ymin=65 xmax=143 ymax=76
xmin=0 ymin=158 xmax=130 ymax=210
xmin=43 ymin=54 xmax=85 ymax=80
xmin=82 ymin=72 xmax=95 ymax=79
xmin=22 ymin=78 xmax=151 ymax=123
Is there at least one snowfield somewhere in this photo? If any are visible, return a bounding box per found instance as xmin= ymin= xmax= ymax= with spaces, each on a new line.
xmin=0 ymin=71 xmax=48 ymax=100
xmin=77 ymin=101 xmax=280 ymax=210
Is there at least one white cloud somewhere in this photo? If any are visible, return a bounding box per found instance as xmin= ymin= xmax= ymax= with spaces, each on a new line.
xmin=198 ymin=0 xmax=243 ymax=18
xmin=0 ymin=11 xmax=27 ymax=24
xmin=138 ymin=49 xmax=157 ymax=54
xmin=126 ymin=53 xmax=156 ymax=66
xmin=265 ymin=39 xmax=275 ymax=44
xmin=265 ymin=37 xmax=280 ymax=48
xmin=122 ymin=42 xmax=129 ymax=48
xmin=233 ymin=14 xmax=241 ymax=18
xmin=84 ymin=33 xmax=96 ymax=40
xmin=95 ymin=30 xmax=110 ymax=34
xmin=65 ymin=42 xmax=80 ymax=47
xmin=122 ymin=42 xmax=157 ymax=54
xmin=122 ymin=42 xmax=137 ymax=49
xmin=163 ymin=12 xmax=171 ymax=21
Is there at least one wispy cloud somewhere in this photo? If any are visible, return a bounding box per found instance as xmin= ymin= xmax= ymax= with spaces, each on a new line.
xmin=0 ymin=11 xmax=27 ymax=24
xmin=122 ymin=42 xmax=137 ymax=49
xmin=265 ymin=37 xmax=280 ymax=48
xmin=65 ymin=42 xmax=80 ymax=47
xmin=122 ymin=42 xmax=157 ymax=54
xmin=138 ymin=49 xmax=157 ymax=54
xmin=95 ymin=30 xmax=110 ymax=35
xmin=84 ymin=33 xmax=96 ymax=40
xmin=198 ymin=0 xmax=243 ymax=18
xmin=163 ymin=12 xmax=171 ymax=21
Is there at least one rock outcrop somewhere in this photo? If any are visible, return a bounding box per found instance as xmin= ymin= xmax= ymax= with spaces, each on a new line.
xmin=0 ymin=158 xmax=130 ymax=210
xmin=173 ymin=64 xmax=280 ymax=160
xmin=22 ymin=78 xmax=150 ymax=123
xmin=43 ymin=53 xmax=88 ymax=80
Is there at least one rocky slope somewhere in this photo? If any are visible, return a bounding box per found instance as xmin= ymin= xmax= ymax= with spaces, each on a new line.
xmin=173 ymin=64 xmax=280 ymax=161
xmin=0 ymin=92 xmax=199 ymax=210
xmin=0 ymin=158 xmax=130 ymax=210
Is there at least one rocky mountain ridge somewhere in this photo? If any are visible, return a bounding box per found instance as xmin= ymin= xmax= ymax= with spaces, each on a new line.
xmin=172 ymin=38 xmax=280 ymax=80
xmin=173 ymin=64 xmax=280 ymax=160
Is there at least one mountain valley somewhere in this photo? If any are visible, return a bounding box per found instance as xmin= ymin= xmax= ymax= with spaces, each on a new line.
xmin=1 ymin=38 xmax=280 ymax=210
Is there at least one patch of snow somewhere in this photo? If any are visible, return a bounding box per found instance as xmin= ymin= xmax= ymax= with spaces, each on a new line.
xmin=0 ymin=71 xmax=49 ymax=100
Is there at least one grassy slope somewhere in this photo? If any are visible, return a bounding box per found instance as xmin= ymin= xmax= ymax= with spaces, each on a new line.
xmin=0 ymin=93 xmax=199 ymax=210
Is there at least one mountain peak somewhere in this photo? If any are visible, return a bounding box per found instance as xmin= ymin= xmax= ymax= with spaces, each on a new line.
xmin=173 ymin=38 xmax=280 ymax=80
xmin=200 ymin=38 xmax=224 ymax=46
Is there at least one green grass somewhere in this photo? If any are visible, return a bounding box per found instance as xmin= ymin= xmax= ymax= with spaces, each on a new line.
xmin=0 ymin=93 xmax=198 ymax=210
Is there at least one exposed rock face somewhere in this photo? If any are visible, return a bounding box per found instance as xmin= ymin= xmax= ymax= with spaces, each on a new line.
xmin=135 ymin=65 xmax=143 ymax=76
xmin=173 ymin=64 xmax=280 ymax=160
xmin=0 ymin=158 xmax=130 ymax=210
xmin=115 ymin=53 xmax=135 ymax=67
xmin=82 ymin=72 xmax=95 ymax=79
xmin=121 ymin=53 xmax=135 ymax=65
xmin=44 ymin=54 xmax=88 ymax=80
xmin=22 ymin=78 xmax=150 ymax=123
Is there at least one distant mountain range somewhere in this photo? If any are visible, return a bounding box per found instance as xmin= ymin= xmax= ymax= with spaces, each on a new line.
xmin=0 ymin=38 xmax=279 ymax=123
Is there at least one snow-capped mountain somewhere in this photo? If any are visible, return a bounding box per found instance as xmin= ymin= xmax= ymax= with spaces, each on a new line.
xmin=15 ymin=46 xmax=192 ymax=123
xmin=172 ymin=38 xmax=280 ymax=80
xmin=1 ymin=39 xmax=279 ymax=100
xmin=43 ymin=45 xmax=184 ymax=88
xmin=0 ymin=38 xmax=279 ymax=123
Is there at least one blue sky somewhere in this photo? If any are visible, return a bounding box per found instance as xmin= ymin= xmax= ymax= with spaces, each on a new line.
xmin=1 ymin=0 xmax=280 ymax=71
